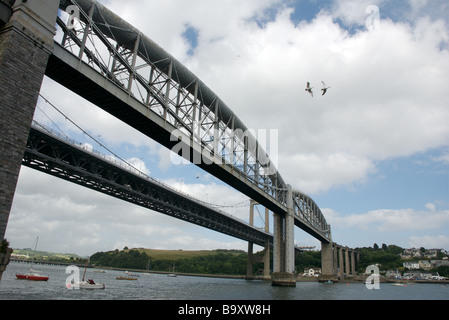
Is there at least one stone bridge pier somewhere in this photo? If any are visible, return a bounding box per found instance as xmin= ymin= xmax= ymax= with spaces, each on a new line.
xmin=0 ymin=0 xmax=60 ymax=283
xmin=320 ymin=242 xmax=359 ymax=282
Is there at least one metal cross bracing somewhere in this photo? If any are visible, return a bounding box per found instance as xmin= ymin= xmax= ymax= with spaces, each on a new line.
xmin=49 ymin=0 xmax=330 ymax=243
xmin=24 ymin=121 xmax=273 ymax=247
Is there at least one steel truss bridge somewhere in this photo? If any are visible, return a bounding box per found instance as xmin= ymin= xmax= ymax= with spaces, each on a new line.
xmin=49 ymin=0 xmax=330 ymax=245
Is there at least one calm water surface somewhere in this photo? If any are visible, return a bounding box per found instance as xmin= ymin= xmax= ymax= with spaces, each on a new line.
xmin=1 ymin=262 xmax=448 ymax=300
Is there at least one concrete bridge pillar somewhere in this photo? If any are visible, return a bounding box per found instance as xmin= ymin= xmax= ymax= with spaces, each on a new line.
xmin=246 ymin=201 xmax=270 ymax=280
xmin=0 ymin=0 xmax=59 ymax=283
xmin=262 ymin=205 xmax=270 ymax=280
xmin=246 ymin=241 xmax=271 ymax=280
xmin=344 ymin=247 xmax=350 ymax=276
xmin=333 ymin=243 xmax=338 ymax=277
xmin=272 ymin=185 xmax=296 ymax=287
xmin=338 ymin=245 xmax=344 ymax=279
xmin=319 ymin=241 xmax=337 ymax=282
xmin=351 ymin=250 xmax=356 ymax=275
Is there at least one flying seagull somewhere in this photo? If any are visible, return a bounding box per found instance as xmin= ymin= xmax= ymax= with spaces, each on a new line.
xmin=305 ymin=82 xmax=313 ymax=97
xmin=321 ymin=81 xmax=331 ymax=96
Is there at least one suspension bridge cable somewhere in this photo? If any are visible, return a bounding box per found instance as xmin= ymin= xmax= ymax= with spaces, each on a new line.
xmin=254 ymin=204 xmax=266 ymax=226
xmin=36 ymin=93 xmax=252 ymax=210
xmin=35 ymin=104 xmax=70 ymax=141
xmin=38 ymin=93 xmax=148 ymax=178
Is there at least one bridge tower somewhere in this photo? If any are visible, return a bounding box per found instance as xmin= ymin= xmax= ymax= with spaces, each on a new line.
xmin=271 ymin=185 xmax=296 ymax=286
xmin=0 ymin=0 xmax=59 ymax=260
xmin=246 ymin=200 xmax=270 ymax=280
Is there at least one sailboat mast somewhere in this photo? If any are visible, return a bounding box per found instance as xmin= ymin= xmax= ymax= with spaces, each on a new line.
xmin=30 ymin=236 xmax=39 ymax=271
xmin=82 ymin=259 xmax=89 ymax=281
xmin=34 ymin=236 xmax=39 ymax=251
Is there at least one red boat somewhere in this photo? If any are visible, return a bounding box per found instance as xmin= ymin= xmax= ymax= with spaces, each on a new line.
xmin=16 ymin=272 xmax=49 ymax=281
xmin=15 ymin=237 xmax=49 ymax=281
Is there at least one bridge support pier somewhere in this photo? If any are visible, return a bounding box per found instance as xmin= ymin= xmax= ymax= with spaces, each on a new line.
xmin=0 ymin=0 xmax=59 ymax=282
xmin=246 ymin=200 xmax=270 ymax=280
xmin=319 ymin=243 xmax=359 ymax=282
xmin=338 ymin=245 xmax=344 ymax=278
xmin=271 ymin=185 xmax=296 ymax=287
xmin=319 ymin=241 xmax=338 ymax=282
xmin=246 ymin=241 xmax=271 ymax=280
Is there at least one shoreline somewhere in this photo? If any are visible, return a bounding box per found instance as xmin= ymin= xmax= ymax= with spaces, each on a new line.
xmin=11 ymin=261 xmax=449 ymax=284
xmin=95 ymin=266 xmax=449 ymax=284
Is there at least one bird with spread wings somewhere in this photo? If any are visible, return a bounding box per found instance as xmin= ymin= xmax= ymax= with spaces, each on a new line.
xmin=321 ymin=81 xmax=331 ymax=96
xmin=305 ymin=82 xmax=313 ymax=97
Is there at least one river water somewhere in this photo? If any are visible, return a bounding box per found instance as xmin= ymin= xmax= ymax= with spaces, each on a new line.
xmin=1 ymin=262 xmax=448 ymax=301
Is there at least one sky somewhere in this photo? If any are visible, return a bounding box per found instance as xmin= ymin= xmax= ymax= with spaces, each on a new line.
xmin=5 ymin=0 xmax=449 ymax=256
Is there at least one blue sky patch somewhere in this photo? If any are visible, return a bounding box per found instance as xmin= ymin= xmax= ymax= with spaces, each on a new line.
xmin=183 ymin=25 xmax=200 ymax=56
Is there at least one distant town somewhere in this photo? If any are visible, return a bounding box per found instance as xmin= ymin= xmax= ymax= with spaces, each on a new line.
xmin=301 ymin=246 xmax=449 ymax=282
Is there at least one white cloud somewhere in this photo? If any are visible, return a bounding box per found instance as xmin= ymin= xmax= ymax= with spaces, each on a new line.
xmin=425 ymin=203 xmax=436 ymax=212
xmin=331 ymin=0 xmax=383 ymax=28
xmin=280 ymin=153 xmax=376 ymax=194
xmin=126 ymin=157 xmax=151 ymax=176
xmin=325 ymin=204 xmax=449 ymax=232
xmin=434 ymin=152 xmax=449 ymax=165
xmin=166 ymin=4 xmax=448 ymax=194
xmin=409 ymin=235 xmax=449 ymax=250
xmin=190 ymin=7 xmax=449 ymax=194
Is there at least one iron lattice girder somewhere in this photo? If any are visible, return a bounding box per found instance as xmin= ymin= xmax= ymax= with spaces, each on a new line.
xmin=51 ymin=0 xmax=330 ymax=243
xmin=24 ymin=125 xmax=272 ymax=247
xmin=56 ymin=0 xmax=283 ymax=199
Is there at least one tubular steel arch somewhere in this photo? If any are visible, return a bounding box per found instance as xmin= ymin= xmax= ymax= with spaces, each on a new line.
xmin=49 ymin=0 xmax=330 ymax=242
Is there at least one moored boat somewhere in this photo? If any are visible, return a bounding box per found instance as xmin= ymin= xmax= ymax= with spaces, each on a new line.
xmin=67 ymin=279 xmax=105 ymax=290
xmin=15 ymin=237 xmax=49 ymax=282
xmin=391 ymin=283 xmax=408 ymax=286
xmin=78 ymin=279 xmax=105 ymax=289
xmin=94 ymin=269 xmax=106 ymax=273
xmin=116 ymin=276 xmax=138 ymax=280
xmin=16 ymin=272 xmax=49 ymax=281
xmin=78 ymin=258 xmax=105 ymax=289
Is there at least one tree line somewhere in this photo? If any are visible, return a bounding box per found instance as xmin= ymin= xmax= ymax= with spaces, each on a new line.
xmin=89 ymin=249 xmax=264 ymax=275
xmin=88 ymin=244 xmax=449 ymax=277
